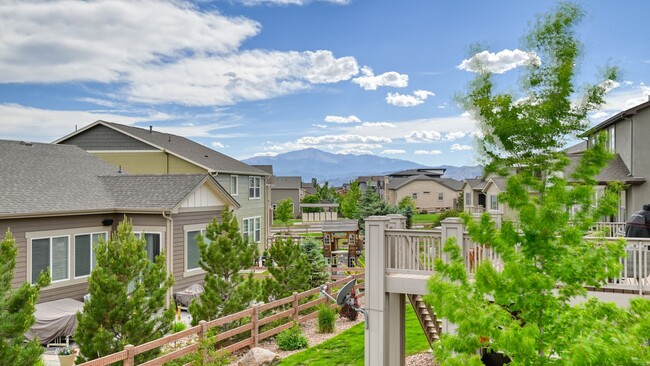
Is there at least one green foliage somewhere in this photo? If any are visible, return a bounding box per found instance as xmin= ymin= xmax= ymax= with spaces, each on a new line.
xmin=171 ymin=321 xmax=187 ymax=333
xmin=277 ymin=323 xmax=309 ymax=351
xmin=356 ymin=188 xmax=399 ymax=227
xmin=340 ymin=179 xmax=361 ymax=219
xmin=263 ymin=237 xmax=311 ymax=301
xmin=301 ymin=194 xmax=321 ymax=213
xmin=300 ymin=238 xmax=329 ymax=289
xmin=0 ymin=230 xmax=50 ymax=365
xmin=398 ymin=195 xmax=417 ymax=211
xmin=75 ymin=218 xmax=175 ymax=363
xmin=431 ymin=209 xmax=461 ymax=227
xmin=275 ymin=198 xmax=294 ymax=229
xmin=165 ymin=336 xmax=232 ymax=366
xmin=189 ymin=210 xmax=259 ymax=326
xmin=404 ymin=206 xmax=413 ymax=229
xmin=317 ymin=305 xmax=337 ymax=333
xmin=427 ymin=3 xmax=650 ymax=365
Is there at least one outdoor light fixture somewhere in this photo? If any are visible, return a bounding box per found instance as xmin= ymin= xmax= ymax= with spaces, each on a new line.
xmin=102 ymin=219 xmax=114 ymax=226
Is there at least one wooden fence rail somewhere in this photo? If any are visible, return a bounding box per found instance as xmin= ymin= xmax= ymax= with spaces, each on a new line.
xmin=77 ymin=272 xmax=365 ymax=366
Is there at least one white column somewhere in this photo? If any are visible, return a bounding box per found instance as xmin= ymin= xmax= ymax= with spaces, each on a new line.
xmin=387 ymin=292 xmax=405 ymax=366
xmin=441 ymin=217 xmax=465 ymax=261
xmin=365 ymin=216 xmax=390 ymax=366
xmin=387 ymin=214 xmax=406 ymax=229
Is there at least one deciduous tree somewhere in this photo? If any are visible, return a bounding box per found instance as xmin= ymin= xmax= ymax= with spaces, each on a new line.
xmin=340 ymin=179 xmax=361 ymax=219
xmin=275 ymin=198 xmax=294 ymax=232
xmin=426 ymin=3 xmax=650 ymax=365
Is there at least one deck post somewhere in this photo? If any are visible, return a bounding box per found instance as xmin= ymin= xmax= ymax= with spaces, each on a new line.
xmin=387 ymin=214 xmax=406 ymax=229
xmin=365 ymin=216 xmax=391 ymax=366
xmin=441 ymin=217 xmax=465 ymax=261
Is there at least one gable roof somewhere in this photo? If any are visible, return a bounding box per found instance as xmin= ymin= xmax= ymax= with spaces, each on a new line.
xmin=483 ymin=177 xmax=508 ymax=193
xmin=0 ymin=140 xmax=237 ymax=218
xmin=462 ymin=178 xmax=487 ymax=191
xmin=564 ymin=153 xmax=645 ymax=185
xmin=388 ymin=167 xmax=446 ymax=177
xmin=55 ymin=120 xmax=269 ymax=176
xmin=388 ymin=175 xmax=462 ymax=191
xmin=583 ymin=99 xmax=650 ymax=136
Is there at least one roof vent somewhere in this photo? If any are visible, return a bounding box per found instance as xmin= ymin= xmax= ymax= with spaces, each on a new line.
xmin=149 ymin=125 xmax=153 ymax=133
xmin=19 ymin=141 xmax=32 ymax=146
xmin=168 ymin=135 xmax=171 ymax=142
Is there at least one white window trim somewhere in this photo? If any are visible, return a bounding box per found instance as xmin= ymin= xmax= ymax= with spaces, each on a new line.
xmin=243 ymin=216 xmax=262 ymax=243
xmin=30 ymin=235 xmax=70 ymax=284
xmin=73 ymin=231 xmax=108 ymax=279
xmin=231 ymin=175 xmax=239 ymax=196
xmin=183 ymin=223 xmax=209 ymax=276
xmin=249 ymin=176 xmax=261 ymax=200
xmin=133 ymin=230 xmax=165 ymax=263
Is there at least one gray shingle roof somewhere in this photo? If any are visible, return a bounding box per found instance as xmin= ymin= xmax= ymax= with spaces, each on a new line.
xmin=565 ymin=153 xmax=645 ymax=185
xmin=0 ymin=140 xmax=236 ymax=216
xmin=272 ymin=176 xmax=302 ymax=189
xmin=486 ymin=177 xmax=508 ymax=192
xmin=61 ymin=121 xmax=268 ymax=176
xmin=388 ymin=175 xmax=462 ymax=191
xmin=463 ymin=178 xmax=487 ymax=190
xmin=388 ymin=167 xmax=446 ymax=177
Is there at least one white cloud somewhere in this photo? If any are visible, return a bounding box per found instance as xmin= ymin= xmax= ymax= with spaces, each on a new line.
xmin=414 ymin=150 xmax=442 ymax=155
xmin=297 ymin=134 xmax=391 ymax=145
xmin=405 ymin=130 xmax=441 ymax=143
xmin=471 ymin=131 xmax=485 ymax=139
xmin=457 ymin=49 xmax=541 ymax=74
xmin=352 ymin=66 xmax=409 ymax=90
xmin=211 ymin=141 xmax=227 ymax=149
xmin=0 ymin=1 xmax=359 ymax=106
xmin=238 ymin=0 xmax=350 ymax=5
xmin=588 ymin=82 xmax=650 ymax=122
xmin=253 ymin=152 xmax=278 ymax=157
xmin=0 ymin=103 xmax=158 ymax=142
xmin=381 ymin=149 xmax=405 ymax=154
xmin=451 ymin=144 xmax=473 ymax=151
xmin=337 ymin=148 xmax=373 ymax=155
xmin=324 ymin=115 xmax=361 ymax=123
xmin=386 ymin=90 xmax=434 ymax=107
xmin=313 ymin=124 xmax=328 ymax=128
xmin=444 ymin=131 xmax=466 ymax=141
xmin=361 ymin=122 xmax=395 ymax=128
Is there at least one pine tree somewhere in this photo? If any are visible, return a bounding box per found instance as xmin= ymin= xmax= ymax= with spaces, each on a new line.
xmin=262 ymin=237 xmax=311 ymax=301
xmin=189 ymin=210 xmax=258 ymax=325
xmin=300 ymin=238 xmax=329 ymax=289
xmin=426 ymin=3 xmax=650 ymax=364
xmin=75 ymin=218 xmax=175 ymax=363
xmin=0 ymin=230 xmax=50 ymax=365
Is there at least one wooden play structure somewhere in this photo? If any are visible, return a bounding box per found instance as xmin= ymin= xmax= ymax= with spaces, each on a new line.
xmin=322 ymin=220 xmax=362 ymax=267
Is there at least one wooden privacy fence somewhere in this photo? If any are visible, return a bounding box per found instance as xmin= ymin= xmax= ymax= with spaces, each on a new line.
xmin=77 ymin=272 xmax=365 ymax=366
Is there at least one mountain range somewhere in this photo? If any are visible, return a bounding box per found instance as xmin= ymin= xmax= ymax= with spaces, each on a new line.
xmin=243 ymin=148 xmax=483 ymax=186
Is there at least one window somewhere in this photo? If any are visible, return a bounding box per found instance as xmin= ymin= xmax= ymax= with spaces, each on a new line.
xmin=74 ymin=232 xmax=107 ymax=278
xmin=135 ymin=232 xmax=162 ymax=262
xmin=465 ymin=192 xmax=472 ymax=206
xmin=32 ymin=236 xmax=69 ymax=284
xmin=438 ymin=192 xmax=444 ymax=201
xmin=607 ymin=126 xmax=615 ymax=152
xmin=186 ymin=229 xmax=206 ymax=271
xmin=490 ymin=195 xmax=499 ymax=211
xmin=249 ymin=176 xmax=261 ymax=199
xmin=243 ymin=217 xmax=261 ymax=243
xmin=230 ymin=175 xmax=238 ymax=196
xmin=412 ymin=193 xmax=417 ymax=200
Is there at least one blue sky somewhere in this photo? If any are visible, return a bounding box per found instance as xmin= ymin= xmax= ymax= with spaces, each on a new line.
xmin=1 ymin=0 xmax=649 ymax=167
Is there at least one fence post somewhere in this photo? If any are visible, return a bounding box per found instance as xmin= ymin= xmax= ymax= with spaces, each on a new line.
xmin=124 ymin=344 xmax=135 ymax=366
xmin=292 ymin=292 xmax=299 ymax=321
xmin=252 ymin=305 xmax=260 ymax=347
xmin=199 ymin=320 xmax=208 ymax=360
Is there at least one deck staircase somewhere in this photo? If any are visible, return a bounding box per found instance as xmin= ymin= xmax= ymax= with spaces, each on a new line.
xmin=407 ymin=294 xmax=442 ymax=348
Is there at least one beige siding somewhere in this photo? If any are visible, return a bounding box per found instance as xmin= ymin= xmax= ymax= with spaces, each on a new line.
xmin=168 ymin=155 xmax=207 ymax=174
xmin=92 ymin=151 xmax=168 ymax=174
xmin=392 ymin=181 xmax=459 ymax=212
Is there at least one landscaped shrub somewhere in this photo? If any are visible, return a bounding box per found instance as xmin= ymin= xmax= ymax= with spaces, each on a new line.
xmin=317 ymin=305 xmax=336 ymax=333
xmin=431 ymin=209 xmax=460 ymax=227
xmin=165 ymin=336 xmax=231 ymax=366
xmin=276 ymin=323 xmax=308 ymax=351
xmin=171 ymin=321 xmax=187 ymax=333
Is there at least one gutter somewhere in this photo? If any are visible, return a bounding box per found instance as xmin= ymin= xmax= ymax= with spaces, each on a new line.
xmin=162 ymin=211 xmax=174 ymax=309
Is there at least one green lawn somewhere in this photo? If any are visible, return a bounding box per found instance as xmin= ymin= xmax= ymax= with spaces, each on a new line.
xmin=272 ymin=219 xmax=303 ymax=226
xmin=278 ymin=304 xmax=430 ymax=366
xmin=412 ymin=213 xmax=440 ymax=223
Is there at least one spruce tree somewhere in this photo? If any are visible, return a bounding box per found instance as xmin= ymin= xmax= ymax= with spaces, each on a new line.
xmin=262 ymin=237 xmax=311 ymax=301
xmin=75 ymin=218 xmax=175 ymax=363
xmin=189 ymin=210 xmax=258 ymax=325
xmin=427 ymin=3 xmax=650 ymax=364
xmin=0 ymin=230 xmax=50 ymax=365
xmin=300 ymin=238 xmax=329 ymax=289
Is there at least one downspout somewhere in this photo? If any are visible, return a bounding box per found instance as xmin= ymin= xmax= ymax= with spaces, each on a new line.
xmin=163 ymin=211 xmax=174 ymax=309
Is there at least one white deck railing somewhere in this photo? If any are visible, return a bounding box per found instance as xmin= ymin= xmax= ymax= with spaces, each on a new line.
xmin=385 ymin=227 xmax=650 ymax=294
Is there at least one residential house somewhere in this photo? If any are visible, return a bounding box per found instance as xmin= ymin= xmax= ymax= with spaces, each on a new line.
xmin=0 ymin=140 xmax=238 ymax=303
xmin=301 ymin=182 xmax=316 ymax=200
xmin=270 ymin=176 xmax=302 ymax=218
xmin=385 ymin=168 xmax=462 ymax=212
xmin=580 ymin=98 xmax=650 ymax=220
xmin=54 ymin=120 xmax=270 ymax=252
xmin=460 ymin=178 xmax=487 ymax=213
xmin=358 ymin=175 xmax=388 ymax=196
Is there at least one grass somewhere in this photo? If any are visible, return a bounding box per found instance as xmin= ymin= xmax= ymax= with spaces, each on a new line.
xmin=272 ymin=219 xmax=303 ymax=226
xmin=413 ymin=213 xmax=440 ymax=223
xmin=278 ymin=303 xmax=430 ymax=366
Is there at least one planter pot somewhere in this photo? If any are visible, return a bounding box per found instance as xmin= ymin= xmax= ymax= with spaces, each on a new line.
xmin=58 ymin=354 xmax=76 ymax=366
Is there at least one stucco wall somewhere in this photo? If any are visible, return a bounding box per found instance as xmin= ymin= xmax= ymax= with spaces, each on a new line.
xmin=392 ymin=181 xmax=458 ymax=212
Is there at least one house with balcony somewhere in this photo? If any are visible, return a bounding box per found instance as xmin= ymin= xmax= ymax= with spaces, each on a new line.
xmin=385 ymin=168 xmax=462 ymax=212
xmin=54 ymin=120 xmax=270 ymax=252
xmin=0 ymin=140 xmax=239 ymax=303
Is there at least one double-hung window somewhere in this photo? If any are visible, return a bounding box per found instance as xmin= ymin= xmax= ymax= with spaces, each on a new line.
xmin=74 ymin=232 xmax=107 ymax=278
xmin=438 ymin=192 xmax=444 ymax=201
xmin=135 ymin=232 xmax=162 ymax=262
xmin=490 ymin=195 xmax=499 ymax=211
xmin=465 ymin=192 xmax=472 ymax=206
xmin=249 ymin=176 xmax=261 ymax=199
xmin=31 ymin=236 xmax=69 ymax=284
xmin=186 ymin=229 xmax=207 ymax=271
xmin=243 ymin=217 xmax=261 ymax=243
xmin=231 ymin=175 xmax=239 ymax=196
